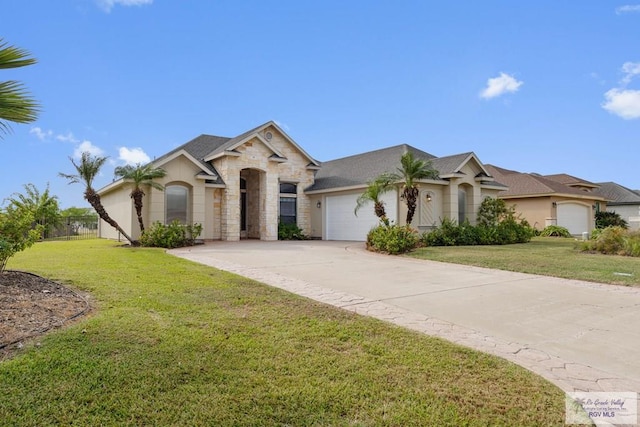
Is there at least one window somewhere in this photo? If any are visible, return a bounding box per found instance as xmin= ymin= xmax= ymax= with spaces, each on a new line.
xmin=279 ymin=183 xmax=297 ymax=225
xmin=458 ymin=188 xmax=467 ymax=224
xmin=166 ymin=185 xmax=188 ymax=224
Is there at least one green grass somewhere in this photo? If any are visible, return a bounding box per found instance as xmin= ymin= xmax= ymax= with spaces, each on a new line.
xmin=1 ymin=240 xmax=567 ymax=426
xmin=409 ymin=237 xmax=640 ymax=286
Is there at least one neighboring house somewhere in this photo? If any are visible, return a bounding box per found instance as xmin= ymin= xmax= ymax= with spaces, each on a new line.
xmin=98 ymin=121 xmax=506 ymax=242
xmin=594 ymin=182 xmax=640 ymax=230
xmin=485 ymin=166 xmax=608 ymax=236
xmin=306 ymin=146 xmax=506 ymax=240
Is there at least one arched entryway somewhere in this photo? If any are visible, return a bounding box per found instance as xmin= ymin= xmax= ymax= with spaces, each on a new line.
xmin=240 ymin=168 xmax=265 ymax=239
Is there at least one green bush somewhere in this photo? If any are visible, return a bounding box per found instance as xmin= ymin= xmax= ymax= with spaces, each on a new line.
xmin=0 ymin=207 xmax=43 ymax=272
xmin=580 ymin=226 xmax=640 ymax=257
xmin=367 ymin=223 xmax=419 ymax=254
xmin=493 ymin=217 xmax=535 ymax=244
xmin=140 ymin=220 xmax=202 ymax=248
xmin=589 ymin=228 xmax=603 ymax=240
xmin=595 ymin=210 xmax=628 ymax=229
xmin=626 ymin=233 xmax=640 ymax=257
xmin=539 ymin=225 xmax=572 ymax=238
xmin=422 ymin=214 xmax=534 ymax=247
xmin=476 ymin=197 xmax=510 ymax=227
xmin=278 ymin=222 xmax=307 ymax=240
xmin=422 ymin=218 xmax=475 ymax=246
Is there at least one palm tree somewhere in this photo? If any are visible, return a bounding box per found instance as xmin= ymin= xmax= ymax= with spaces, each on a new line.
xmin=59 ymin=151 xmax=135 ymax=245
xmin=0 ymin=39 xmax=40 ymax=138
xmin=391 ymin=151 xmax=439 ymax=225
xmin=113 ymin=163 xmax=167 ymax=233
xmin=354 ymin=175 xmax=393 ymax=225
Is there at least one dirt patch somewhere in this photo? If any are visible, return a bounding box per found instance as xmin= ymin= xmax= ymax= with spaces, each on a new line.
xmin=0 ymin=271 xmax=90 ymax=360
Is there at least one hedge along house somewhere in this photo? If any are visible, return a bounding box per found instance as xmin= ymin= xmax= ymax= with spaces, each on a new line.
xmin=97 ymin=121 xmax=507 ymax=242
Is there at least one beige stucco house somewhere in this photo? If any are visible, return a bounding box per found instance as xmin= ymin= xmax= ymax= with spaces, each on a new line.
xmin=98 ymin=121 xmax=507 ymax=242
xmin=485 ymin=166 xmax=608 ymax=236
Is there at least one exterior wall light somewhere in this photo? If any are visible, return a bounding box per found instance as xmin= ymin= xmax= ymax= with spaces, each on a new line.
xmin=426 ymin=194 xmax=432 ymax=202
xmin=316 ymin=201 xmax=322 ymax=208
xmin=552 ymin=202 xmax=557 ymax=207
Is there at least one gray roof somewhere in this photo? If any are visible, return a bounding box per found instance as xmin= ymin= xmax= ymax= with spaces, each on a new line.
xmin=485 ymin=165 xmax=607 ymax=199
xmin=306 ymin=144 xmax=495 ymax=191
xmin=594 ymin=182 xmax=640 ymax=205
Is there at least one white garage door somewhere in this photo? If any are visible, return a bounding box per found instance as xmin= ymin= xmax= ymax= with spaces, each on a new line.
xmin=325 ymin=190 xmax=397 ymax=241
xmin=557 ymin=203 xmax=590 ymax=235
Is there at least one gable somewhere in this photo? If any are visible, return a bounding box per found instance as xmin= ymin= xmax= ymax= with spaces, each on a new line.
xmin=203 ymin=121 xmax=319 ymax=169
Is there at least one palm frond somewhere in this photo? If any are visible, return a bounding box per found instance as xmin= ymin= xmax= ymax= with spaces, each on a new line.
xmin=0 ymin=39 xmax=37 ymax=70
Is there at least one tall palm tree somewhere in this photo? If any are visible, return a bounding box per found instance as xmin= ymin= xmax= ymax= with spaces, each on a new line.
xmin=59 ymin=151 xmax=135 ymax=245
xmin=114 ymin=163 xmax=167 ymax=233
xmin=391 ymin=151 xmax=439 ymax=225
xmin=354 ymin=175 xmax=393 ymax=225
xmin=0 ymin=39 xmax=40 ymax=138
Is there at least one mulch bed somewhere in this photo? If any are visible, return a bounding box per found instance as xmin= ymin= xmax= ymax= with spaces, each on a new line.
xmin=0 ymin=271 xmax=90 ymax=360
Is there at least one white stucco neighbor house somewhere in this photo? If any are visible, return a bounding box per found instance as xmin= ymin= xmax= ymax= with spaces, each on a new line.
xmin=97 ymin=121 xmax=507 ymax=242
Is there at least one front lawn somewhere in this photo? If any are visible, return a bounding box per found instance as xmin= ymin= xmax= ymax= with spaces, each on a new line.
xmin=409 ymin=237 xmax=640 ymax=286
xmin=1 ymin=240 xmax=567 ymax=426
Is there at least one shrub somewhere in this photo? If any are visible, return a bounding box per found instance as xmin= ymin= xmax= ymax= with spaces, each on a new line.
xmin=0 ymin=207 xmax=43 ymax=272
xmin=140 ymin=221 xmax=202 ymax=248
xmin=493 ymin=217 xmax=535 ymax=244
xmin=476 ymin=197 xmax=510 ymax=228
xmin=539 ymin=225 xmax=572 ymax=238
xmin=278 ymin=222 xmax=307 ymax=240
xmin=595 ymin=211 xmax=628 ymax=229
xmin=367 ymin=223 xmax=418 ymax=255
xmin=421 ymin=218 xmax=480 ymax=246
xmin=580 ymin=226 xmax=640 ymax=257
xmin=626 ymin=232 xmax=640 ymax=257
xmin=422 ymin=216 xmax=534 ymax=247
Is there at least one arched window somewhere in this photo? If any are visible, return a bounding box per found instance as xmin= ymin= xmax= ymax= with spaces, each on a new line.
xmin=279 ymin=182 xmax=297 ymax=225
xmin=166 ymin=184 xmax=189 ymax=224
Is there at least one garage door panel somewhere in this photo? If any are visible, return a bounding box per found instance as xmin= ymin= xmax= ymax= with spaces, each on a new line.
xmin=326 ymin=191 xmax=397 ymax=241
xmin=557 ymin=203 xmax=590 ymax=235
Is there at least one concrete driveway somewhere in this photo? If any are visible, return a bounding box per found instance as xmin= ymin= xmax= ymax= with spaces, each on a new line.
xmin=170 ymin=240 xmax=640 ymax=394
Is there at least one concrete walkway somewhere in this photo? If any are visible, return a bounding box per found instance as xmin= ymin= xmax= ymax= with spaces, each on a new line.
xmin=169 ymin=240 xmax=640 ymax=395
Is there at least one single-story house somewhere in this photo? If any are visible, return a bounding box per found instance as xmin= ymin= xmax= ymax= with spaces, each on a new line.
xmin=594 ymin=182 xmax=640 ymax=230
xmin=98 ymin=121 xmax=507 ymax=242
xmin=484 ymin=166 xmax=608 ymax=236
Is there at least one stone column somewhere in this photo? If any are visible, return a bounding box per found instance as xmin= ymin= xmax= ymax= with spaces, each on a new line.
xmin=221 ymin=172 xmax=240 ymax=241
xmin=443 ymin=181 xmax=458 ymax=222
xmin=262 ymin=170 xmax=279 ymax=240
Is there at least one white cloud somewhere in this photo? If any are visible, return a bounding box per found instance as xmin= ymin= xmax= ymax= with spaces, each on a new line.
xmin=29 ymin=127 xmax=53 ymax=141
xmin=96 ymin=0 xmax=153 ymax=13
xmin=480 ymin=72 xmax=523 ymax=99
xmin=56 ymin=132 xmax=78 ymax=143
xmin=615 ymin=5 xmax=640 ymax=14
xmin=621 ymin=61 xmax=640 ymax=85
xmin=74 ymin=140 xmax=106 ymax=159
xmin=118 ymin=147 xmax=150 ymax=165
xmin=602 ymin=62 xmax=640 ymax=119
xmin=602 ymin=89 xmax=640 ymax=119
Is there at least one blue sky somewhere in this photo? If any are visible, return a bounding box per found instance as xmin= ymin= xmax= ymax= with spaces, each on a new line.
xmin=2 ymin=0 xmax=639 ymax=209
